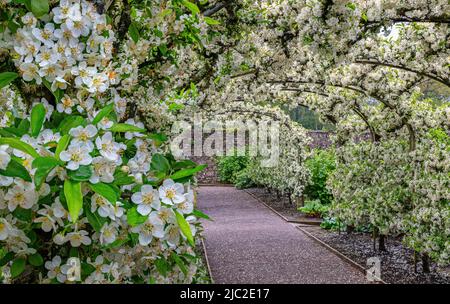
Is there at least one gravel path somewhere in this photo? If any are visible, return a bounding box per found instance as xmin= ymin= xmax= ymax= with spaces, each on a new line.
xmin=198 ymin=186 xmax=369 ymax=284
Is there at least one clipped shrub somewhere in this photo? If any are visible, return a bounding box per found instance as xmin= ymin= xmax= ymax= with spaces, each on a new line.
xmin=216 ymin=150 xmax=249 ymax=184
xmin=234 ymin=168 xmax=256 ymax=189
xmin=304 ymin=149 xmax=336 ymax=205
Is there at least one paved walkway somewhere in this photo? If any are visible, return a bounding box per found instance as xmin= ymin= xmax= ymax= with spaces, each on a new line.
xmin=198 ymin=186 xmax=368 ymax=284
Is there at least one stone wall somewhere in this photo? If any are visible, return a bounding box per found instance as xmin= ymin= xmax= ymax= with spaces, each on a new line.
xmin=191 ymin=131 xmax=334 ymax=184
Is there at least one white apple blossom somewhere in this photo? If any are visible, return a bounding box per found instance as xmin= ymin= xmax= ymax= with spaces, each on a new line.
xmin=85 ymin=73 xmax=109 ymax=93
xmin=69 ymin=125 xmax=97 ymax=150
xmin=19 ymin=63 xmax=42 ymax=84
xmin=5 ymin=181 xmax=38 ymax=211
xmin=130 ymin=212 xmax=165 ymax=246
xmin=71 ymin=62 xmax=97 ymax=87
xmin=51 ymin=76 xmax=68 ymax=91
xmin=176 ymin=191 xmax=194 ymax=215
xmin=35 ymin=46 xmax=59 ymax=67
xmin=157 ymin=206 xmax=176 ymax=224
xmin=45 ymin=256 xmax=67 ymax=283
xmin=65 ymin=230 xmax=92 ymax=247
xmin=95 ymin=132 xmax=123 ymax=162
xmin=91 ymin=193 xmax=114 ymax=218
xmin=0 ymin=218 xmax=11 ymax=241
xmin=164 ymin=224 xmax=181 ymax=247
xmin=59 ymin=145 xmax=93 ymax=170
xmin=90 ymin=156 xmax=116 ymax=184
xmin=0 ymin=145 xmax=11 ymax=170
xmin=100 ymin=222 xmax=117 ymax=245
xmin=32 ymin=23 xmax=55 ymax=47
xmin=159 ymin=179 xmax=185 ymax=205
xmin=132 ymin=185 xmax=161 ymax=216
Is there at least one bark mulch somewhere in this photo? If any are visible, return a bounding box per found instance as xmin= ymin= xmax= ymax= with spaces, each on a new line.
xmin=246 ymin=187 xmax=450 ymax=284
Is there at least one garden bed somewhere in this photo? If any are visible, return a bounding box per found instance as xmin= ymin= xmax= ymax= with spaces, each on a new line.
xmin=248 ymin=187 xmax=450 ymax=284
xmin=300 ymin=226 xmax=450 ymax=284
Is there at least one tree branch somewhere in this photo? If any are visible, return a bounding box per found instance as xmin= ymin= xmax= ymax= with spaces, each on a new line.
xmin=203 ymin=2 xmax=227 ymax=17
xmin=354 ymin=59 xmax=450 ymax=88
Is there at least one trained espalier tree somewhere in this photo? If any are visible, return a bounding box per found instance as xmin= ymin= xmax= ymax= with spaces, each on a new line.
xmin=181 ymin=0 xmax=449 ymax=270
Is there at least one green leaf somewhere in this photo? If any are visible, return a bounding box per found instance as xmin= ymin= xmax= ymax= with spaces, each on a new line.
xmin=181 ymin=0 xmax=200 ymax=15
xmin=346 ymin=2 xmax=356 ymax=10
xmin=192 ymin=209 xmax=212 ymax=221
xmin=108 ymin=123 xmax=146 ymax=133
xmin=173 ymin=159 xmax=197 ymax=170
xmin=361 ymin=12 xmax=368 ymax=23
xmin=0 ymin=138 xmax=39 ymax=158
xmin=32 ymin=157 xmax=60 ymax=188
xmin=58 ymin=116 xmax=85 ymax=135
xmin=0 ymin=252 xmax=14 ymax=267
xmin=17 ymin=119 xmax=30 ymax=135
xmin=34 ymin=169 xmax=52 ymax=190
xmin=128 ymin=22 xmax=140 ymax=43
xmin=55 ymin=134 xmax=70 ymax=161
xmin=92 ymin=103 xmax=114 ymax=125
xmin=85 ymin=208 xmax=107 ymax=233
xmin=174 ymin=210 xmax=194 ymax=246
xmin=11 ymin=258 xmax=26 ymax=278
xmin=67 ymin=165 xmax=92 ymax=181
xmin=0 ymin=72 xmax=18 ymax=89
xmin=151 ymin=153 xmax=170 ymax=174
xmin=158 ymin=44 xmax=168 ymax=56
xmin=154 ymin=257 xmax=169 ymax=276
xmin=30 ymin=103 xmax=46 ymax=137
xmin=30 ymin=0 xmax=49 ymax=17
xmin=102 ymin=237 xmax=129 ymax=249
xmin=126 ymin=206 xmax=148 ymax=227
xmin=170 ymin=164 xmax=207 ymax=180
xmin=13 ymin=207 xmax=32 ymax=221
xmin=147 ymin=133 xmax=168 ymax=146
xmin=64 ymin=179 xmax=83 ymax=223
xmin=0 ymin=159 xmax=32 ymax=182
xmin=28 ymin=253 xmax=44 ymax=267
xmin=204 ymin=16 xmax=220 ymax=25
xmin=1 ymin=127 xmax=23 ymax=137
xmin=113 ymin=171 xmax=134 ymax=186
xmin=89 ymin=182 xmax=118 ymax=205
xmin=32 ymin=156 xmax=59 ymax=170
xmin=81 ymin=262 xmax=95 ymax=278
xmin=69 ymin=247 xmax=79 ymax=258
xmin=171 ymin=252 xmax=187 ymax=275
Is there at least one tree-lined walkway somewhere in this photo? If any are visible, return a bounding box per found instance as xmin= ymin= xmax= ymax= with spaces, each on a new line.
xmin=198 ymin=186 xmax=368 ymax=284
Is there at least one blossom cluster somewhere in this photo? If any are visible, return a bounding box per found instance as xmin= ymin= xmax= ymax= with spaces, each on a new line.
xmin=13 ymin=1 xmax=119 ymax=94
xmin=0 ymin=104 xmax=203 ymax=283
xmin=0 ymin=0 xmax=212 ymax=284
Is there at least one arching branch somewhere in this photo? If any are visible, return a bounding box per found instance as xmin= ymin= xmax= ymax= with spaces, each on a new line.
xmin=203 ymin=2 xmax=227 ymax=17
xmin=354 ymin=59 xmax=450 ymax=87
xmin=282 ymin=88 xmax=379 ymax=142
